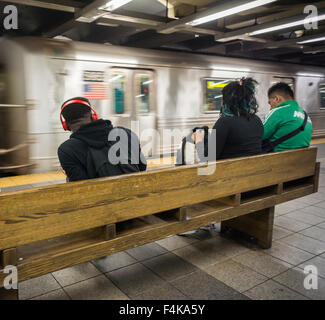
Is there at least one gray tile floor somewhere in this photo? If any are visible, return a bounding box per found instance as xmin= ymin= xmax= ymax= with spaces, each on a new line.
xmin=5 ymin=145 xmax=325 ymax=300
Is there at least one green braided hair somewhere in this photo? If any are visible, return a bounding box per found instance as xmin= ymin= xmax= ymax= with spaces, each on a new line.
xmin=221 ymin=77 xmax=259 ymax=119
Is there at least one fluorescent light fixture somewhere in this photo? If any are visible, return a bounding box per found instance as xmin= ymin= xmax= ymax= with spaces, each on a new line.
xmin=100 ymin=0 xmax=133 ymax=12
xmin=109 ymin=74 xmax=123 ymax=82
xmin=297 ymin=36 xmax=325 ymax=44
xmin=214 ymin=95 xmax=223 ymax=99
xmin=186 ymin=0 xmax=277 ymax=26
xmin=212 ymin=66 xmax=250 ymax=72
xmin=143 ymin=80 xmax=153 ymax=85
xmin=297 ymin=72 xmax=325 ymax=78
xmin=136 ymin=94 xmax=145 ymax=98
xmin=215 ymin=80 xmax=230 ymax=85
xmin=250 ymin=14 xmax=325 ymax=36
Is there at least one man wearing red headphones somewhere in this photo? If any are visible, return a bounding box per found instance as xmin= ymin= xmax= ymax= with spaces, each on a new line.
xmin=58 ymin=97 xmax=146 ymax=181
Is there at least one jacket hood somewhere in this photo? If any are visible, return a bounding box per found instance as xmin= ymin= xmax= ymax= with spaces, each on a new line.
xmin=70 ymin=119 xmax=113 ymax=149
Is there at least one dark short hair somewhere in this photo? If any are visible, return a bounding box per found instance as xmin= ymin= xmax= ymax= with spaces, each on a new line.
xmin=61 ymin=97 xmax=91 ymax=125
xmin=222 ymin=77 xmax=259 ymax=118
xmin=268 ymin=82 xmax=294 ymax=99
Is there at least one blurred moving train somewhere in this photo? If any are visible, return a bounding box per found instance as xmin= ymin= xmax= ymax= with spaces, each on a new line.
xmin=0 ymin=37 xmax=325 ymax=175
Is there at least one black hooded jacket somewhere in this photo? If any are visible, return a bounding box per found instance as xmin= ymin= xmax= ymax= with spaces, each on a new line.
xmin=58 ymin=119 xmax=147 ymax=182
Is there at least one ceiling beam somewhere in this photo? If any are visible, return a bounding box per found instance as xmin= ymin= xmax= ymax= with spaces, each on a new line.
xmin=3 ymin=0 xmax=80 ymax=12
xmin=244 ymin=28 xmax=325 ymax=52
xmin=156 ymin=0 xmax=176 ymax=19
xmin=74 ymin=0 xmax=108 ymax=23
xmin=100 ymin=10 xmax=167 ymax=27
xmin=44 ymin=0 xmax=109 ymax=37
xmin=214 ymin=7 xmax=325 ymax=42
xmin=225 ymin=1 xmax=325 ymax=30
xmin=122 ymin=30 xmax=196 ymax=48
xmin=155 ymin=0 xmax=255 ymax=35
xmin=43 ymin=18 xmax=80 ymax=37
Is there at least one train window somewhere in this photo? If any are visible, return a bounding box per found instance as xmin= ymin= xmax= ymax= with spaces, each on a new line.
xmin=203 ymin=79 xmax=231 ymax=113
xmin=320 ymin=83 xmax=325 ymax=109
xmin=135 ymin=74 xmax=152 ymax=114
xmin=111 ymin=73 xmax=126 ymax=114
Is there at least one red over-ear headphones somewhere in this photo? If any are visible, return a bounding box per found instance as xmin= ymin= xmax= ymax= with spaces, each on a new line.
xmin=60 ymin=99 xmax=99 ymax=131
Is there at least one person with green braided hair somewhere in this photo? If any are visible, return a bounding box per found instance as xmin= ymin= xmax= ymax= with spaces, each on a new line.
xmin=194 ymin=77 xmax=263 ymax=161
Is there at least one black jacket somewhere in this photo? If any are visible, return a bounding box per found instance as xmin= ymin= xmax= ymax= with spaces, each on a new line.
xmin=196 ymin=115 xmax=264 ymax=161
xmin=58 ymin=119 xmax=147 ymax=181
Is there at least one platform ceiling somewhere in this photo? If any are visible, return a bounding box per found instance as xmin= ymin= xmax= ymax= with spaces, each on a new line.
xmin=0 ymin=0 xmax=325 ymax=66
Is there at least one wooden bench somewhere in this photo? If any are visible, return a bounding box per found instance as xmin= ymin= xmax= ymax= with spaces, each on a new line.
xmin=0 ymin=147 xmax=320 ymax=300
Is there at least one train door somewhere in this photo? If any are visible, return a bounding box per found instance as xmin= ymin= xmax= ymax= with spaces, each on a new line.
xmin=107 ymin=68 xmax=132 ymax=129
xmin=107 ymin=67 xmax=156 ymax=156
xmin=133 ymin=70 xmax=156 ymax=156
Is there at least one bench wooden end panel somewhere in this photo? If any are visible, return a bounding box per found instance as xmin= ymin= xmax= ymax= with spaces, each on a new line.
xmin=313 ymin=162 xmax=321 ymax=193
xmin=221 ymin=206 xmax=275 ymax=249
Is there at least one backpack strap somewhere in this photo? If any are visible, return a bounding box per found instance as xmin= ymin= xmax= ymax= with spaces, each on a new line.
xmin=271 ymin=111 xmax=308 ymax=148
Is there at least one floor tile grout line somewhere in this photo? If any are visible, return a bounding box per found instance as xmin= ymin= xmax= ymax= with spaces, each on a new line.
xmin=282 ymin=209 xmax=325 ymax=220
xmin=54 ymin=273 xmax=108 ymax=291
xmin=276 ymin=235 xmax=325 ymax=256
xmin=244 ymin=274 xmax=312 ymax=300
xmin=102 ymin=265 xmax=172 ymax=300
xmin=272 ymin=262 xmax=318 ymax=298
xmin=228 ymin=253 xmax=295 ymax=279
xmin=269 ymin=255 xmax=325 ymax=300
xmin=273 ymin=222 xmax=322 ymax=237
xmin=130 ymin=279 xmax=191 ymax=300
xmin=155 ymin=237 xmax=201 ymax=252
xmin=139 ymin=251 xmax=201 ymax=284
xmin=90 ymin=256 xmax=139 ymax=273
xmin=271 ymin=276 xmax=312 ymax=300
xmin=279 ymin=212 xmax=325 ymax=225
xmin=264 ymin=250 xmax=316 ymax=268
xmin=296 ymin=230 xmax=325 ymax=244
xmin=61 ymin=286 xmax=73 ymax=300
xmin=27 ymin=287 xmax=70 ymax=300
xmin=263 ymin=243 xmax=325 ymax=272
xmin=25 ymin=273 xmax=67 ymax=300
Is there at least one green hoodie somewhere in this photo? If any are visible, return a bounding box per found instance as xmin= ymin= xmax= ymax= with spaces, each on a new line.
xmin=262 ymin=100 xmax=313 ymax=152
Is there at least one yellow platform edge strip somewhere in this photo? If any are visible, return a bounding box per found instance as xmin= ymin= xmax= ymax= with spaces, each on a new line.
xmin=0 ymin=157 xmax=175 ymax=188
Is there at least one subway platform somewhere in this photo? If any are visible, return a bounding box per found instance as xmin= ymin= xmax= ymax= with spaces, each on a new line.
xmin=1 ymin=144 xmax=325 ymax=301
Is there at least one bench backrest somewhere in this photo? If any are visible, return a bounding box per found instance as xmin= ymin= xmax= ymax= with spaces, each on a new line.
xmin=0 ymin=147 xmax=317 ymax=250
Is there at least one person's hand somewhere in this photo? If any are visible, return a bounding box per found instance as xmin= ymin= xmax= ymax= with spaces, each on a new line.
xmin=192 ymin=130 xmax=205 ymax=144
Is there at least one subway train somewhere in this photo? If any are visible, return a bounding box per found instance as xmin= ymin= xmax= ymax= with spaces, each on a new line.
xmin=0 ymin=37 xmax=325 ymax=175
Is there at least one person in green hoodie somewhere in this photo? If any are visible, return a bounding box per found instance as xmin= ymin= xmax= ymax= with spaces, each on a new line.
xmin=263 ymin=82 xmax=313 ymax=152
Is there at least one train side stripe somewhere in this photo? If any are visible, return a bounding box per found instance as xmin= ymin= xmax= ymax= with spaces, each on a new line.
xmin=263 ymin=104 xmax=291 ymax=124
